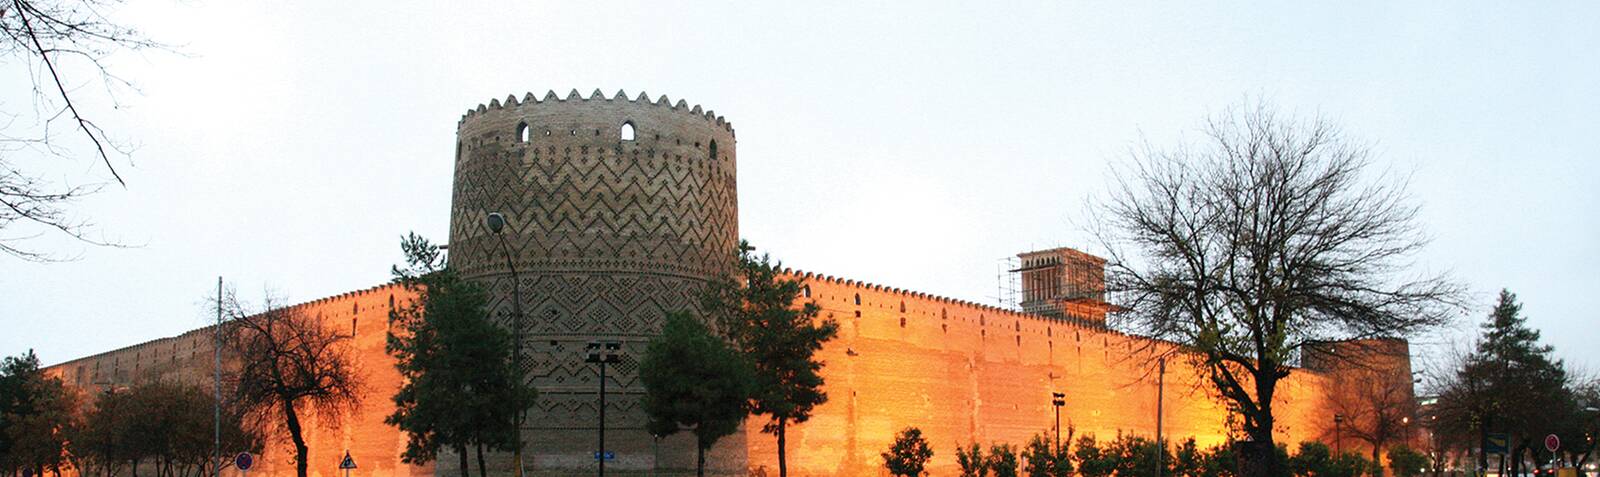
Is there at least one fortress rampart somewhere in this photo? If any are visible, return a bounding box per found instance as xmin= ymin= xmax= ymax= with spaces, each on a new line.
xmin=42 ymin=90 xmax=1412 ymax=476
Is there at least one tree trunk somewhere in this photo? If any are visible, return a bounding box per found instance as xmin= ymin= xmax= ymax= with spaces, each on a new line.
xmin=698 ymin=443 xmax=706 ymax=477
xmin=282 ymin=399 xmax=310 ymax=477
xmin=1479 ymin=419 xmax=1490 ymax=477
xmin=1374 ymin=441 xmax=1384 ymax=476
xmin=1238 ymin=374 xmax=1284 ymax=477
xmin=456 ymin=444 xmax=469 ymax=477
xmin=476 ymin=442 xmax=486 ymax=477
xmin=777 ymin=417 xmax=789 ymax=477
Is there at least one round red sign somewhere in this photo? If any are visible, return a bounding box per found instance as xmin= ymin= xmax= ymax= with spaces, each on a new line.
xmin=1545 ymin=434 xmax=1560 ymax=452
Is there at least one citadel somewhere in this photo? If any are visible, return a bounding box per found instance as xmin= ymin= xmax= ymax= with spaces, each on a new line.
xmin=45 ymin=90 xmax=1413 ymax=476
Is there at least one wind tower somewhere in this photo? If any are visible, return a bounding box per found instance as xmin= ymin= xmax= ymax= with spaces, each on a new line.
xmin=1006 ymin=247 xmax=1115 ymax=324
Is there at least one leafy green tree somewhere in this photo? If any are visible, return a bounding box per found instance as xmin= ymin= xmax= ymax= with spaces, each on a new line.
xmin=1288 ymin=442 xmax=1333 ymax=477
xmin=1022 ymin=433 xmax=1073 ymax=477
xmin=702 ymin=240 xmax=839 ymax=477
xmin=640 ymin=310 xmax=754 ymax=477
xmin=1172 ymin=439 xmax=1204 ymax=477
xmin=1109 ymin=433 xmax=1172 ymax=477
xmin=386 ymin=233 xmax=535 ymax=477
xmin=1434 ymin=290 xmax=1571 ymax=477
xmin=1094 ymin=102 xmax=1462 ymax=477
xmin=0 ymin=350 xmax=80 ymax=477
xmin=1076 ymin=434 xmax=1116 ymax=477
xmin=958 ymin=442 xmax=990 ymax=477
xmin=1386 ymin=446 xmax=1426 ymax=477
xmin=1197 ymin=443 xmax=1239 ymax=477
xmin=71 ymin=381 xmax=259 ymax=476
xmin=988 ymin=443 xmax=1021 ymax=477
xmin=881 ymin=427 xmax=934 ymax=476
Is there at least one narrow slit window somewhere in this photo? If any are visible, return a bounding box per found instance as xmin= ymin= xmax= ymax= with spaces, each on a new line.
xmin=517 ymin=122 xmax=531 ymax=143
xmin=620 ymin=121 xmax=636 ymax=141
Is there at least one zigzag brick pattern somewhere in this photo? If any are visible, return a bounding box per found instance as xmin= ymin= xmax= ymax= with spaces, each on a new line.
xmin=446 ymin=90 xmax=739 ymax=470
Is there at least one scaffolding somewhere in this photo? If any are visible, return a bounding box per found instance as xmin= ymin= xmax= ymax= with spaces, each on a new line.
xmin=996 ymin=247 xmax=1115 ymax=324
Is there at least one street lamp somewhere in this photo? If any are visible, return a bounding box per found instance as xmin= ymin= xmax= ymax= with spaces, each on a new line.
xmin=587 ymin=340 xmax=622 ymax=477
xmin=1052 ymin=392 xmax=1067 ymax=453
xmin=486 ymin=212 xmax=527 ymax=477
xmin=1156 ymin=357 xmax=1167 ymax=477
xmin=1335 ymin=414 xmax=1346 ymax=456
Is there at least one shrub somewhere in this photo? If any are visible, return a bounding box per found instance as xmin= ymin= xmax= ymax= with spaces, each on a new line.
xmin=882 ymin=427 xmax=934 ymax=477
xmin=989 ymin=443 xmax=1021 ymax=477
xmin=1023 ymin=433 xmax=1073 ymax=477
xmin=958 ymin=443 xmax=990 ymax=477
xmin=1386 ymin=446 xmax=1426 ymax=477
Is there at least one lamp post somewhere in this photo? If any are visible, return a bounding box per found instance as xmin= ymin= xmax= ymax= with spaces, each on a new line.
xmin=1156 ymin=356 xmax=1167 ymax=477
xmin=586 ymin=341 xmax=622 ymax=477
xmin=1335 ymin=414 xmax=1346 ymax=456
xmin=1053 ymin=392 xmax=1067 ymax=453
xmin=486 ymin=212 xmax=527 ymax=477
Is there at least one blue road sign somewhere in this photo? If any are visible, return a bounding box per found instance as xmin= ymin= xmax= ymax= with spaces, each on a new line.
xmin=1486 ymin=433 xmax=1509 ymax=454
xmin=235 ymin=452 xmax=254 ymax=471
xmin=593 ymin=451 xmax=615 ymax=461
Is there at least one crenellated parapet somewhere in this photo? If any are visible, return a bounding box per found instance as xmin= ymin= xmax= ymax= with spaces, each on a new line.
xmin=459 ymin=89 xmax=734 ymax=135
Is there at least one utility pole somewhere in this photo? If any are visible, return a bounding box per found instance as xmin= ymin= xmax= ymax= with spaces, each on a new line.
xmin=214 ymin=276 xmax=222 ymax=477
xmin=1156 ymin=356 xmax=1166 ymax=477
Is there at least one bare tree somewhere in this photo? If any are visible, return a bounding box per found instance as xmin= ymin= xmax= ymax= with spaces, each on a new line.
xmin=1091 ymin=100 xmax=1462 ymax=477
xmin=1330 ymin=370 xmax=1417 ymax=467
xmin=1 ymin=0 xmax=167 ymax=260
xmin=223 ymin=290 xmax=362 ymax=477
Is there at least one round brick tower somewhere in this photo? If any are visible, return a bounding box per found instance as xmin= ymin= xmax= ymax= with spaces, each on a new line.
xmin=447 ymin=89 xmax=739 ymax=473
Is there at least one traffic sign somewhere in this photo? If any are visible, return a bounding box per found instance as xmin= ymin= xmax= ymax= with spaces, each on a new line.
xmin=235 ymin=452 xmax=254 ymax=471
xmin=1546 ymin=434 xmax=1561 ymax=452
xmin=593 ymin=450 xmax=615 ymax=461
xmin=1486 ymin=433 xmax=1509 ymax=454
xmin=340 ymin=451 xmax=358 ymax=469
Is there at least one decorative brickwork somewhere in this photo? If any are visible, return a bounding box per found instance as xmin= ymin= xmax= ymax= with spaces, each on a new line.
xmin=446 ymin=90 xmax=740 ymax=472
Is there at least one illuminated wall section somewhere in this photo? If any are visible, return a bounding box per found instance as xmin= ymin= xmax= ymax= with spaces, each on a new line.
xmin=743 ymin=271 xmax=1348 ymax=477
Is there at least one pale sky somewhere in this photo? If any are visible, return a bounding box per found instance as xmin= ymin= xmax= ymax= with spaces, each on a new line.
xmin=3 ymin=2 xmax=1596 ymax=372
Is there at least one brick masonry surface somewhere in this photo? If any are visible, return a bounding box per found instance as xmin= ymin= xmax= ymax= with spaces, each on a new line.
xmin=45 ymin=90 xmax=1410 ymax=477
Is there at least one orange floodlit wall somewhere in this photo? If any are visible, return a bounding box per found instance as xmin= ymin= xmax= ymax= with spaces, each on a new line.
xmin=748 ymin=270 xmax=1352 ymax=477
xmin=47 ymin=284 xmax=433 ymax=477
xmin=46 ymin=274 xmax=1404 ymax=477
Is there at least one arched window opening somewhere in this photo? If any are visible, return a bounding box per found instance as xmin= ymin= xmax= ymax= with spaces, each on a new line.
xmin=709 ymin=140 xmax=718 ymax=160
xmin=620 ymin=122 xmax=636 ymax=141
xmin=853 ymin=294 xmax=861 ymax=305
xmin=801 ymin=285 xmax=811 ymax=298
xmin=517 ymin=122 xmax=531 ymax=143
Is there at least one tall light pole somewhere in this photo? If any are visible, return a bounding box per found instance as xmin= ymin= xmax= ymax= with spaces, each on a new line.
xmin=1053 ymin=392 xmax=1067 ymax=453
xmin=486 ymin=212 xmax=527 ymax=477
xmin=215 ymin=276 xmax=223 ymax=477
xmin=1335 ymin=414 xmax=1346 ymax=456
xmin=587 ymin=341 xmax=622 ymax=477
xmin=1156 ymin=356 xmax=1167 ymax=477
